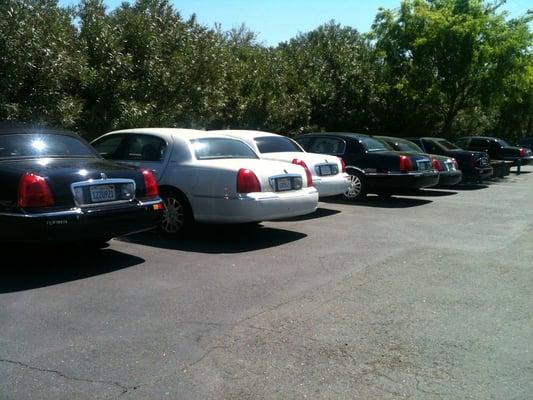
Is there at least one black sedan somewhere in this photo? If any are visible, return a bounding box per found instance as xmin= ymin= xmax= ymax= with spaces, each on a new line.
xmin=295 ymin=132 xmax=439 ymax=200
xmin=406 ymin=137 xmax=493 ymax=182
xmin=456 ymin=136 xmax=533 ymax=166
xmin=378 ymin=136 xmax=462 ymax=186
xmin=0 ymin=125 xmax=164 ymax=245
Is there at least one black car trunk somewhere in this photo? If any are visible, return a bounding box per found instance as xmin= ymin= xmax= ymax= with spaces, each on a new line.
xmin=0 ymin=157 xmax=144 ymax=210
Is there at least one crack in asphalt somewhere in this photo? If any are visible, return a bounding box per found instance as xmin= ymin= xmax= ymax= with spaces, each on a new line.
xmin=187 ymin=345 xmax=230 ymax=369
xmin=177 ymin=320 xmax=281 ymax=335
xmin=0 ymin=358 xmax=138 ymax=397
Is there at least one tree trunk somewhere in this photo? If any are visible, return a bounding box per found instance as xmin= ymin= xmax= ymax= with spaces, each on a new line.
xmin=442 ymin=102 xmax=457 ymax=138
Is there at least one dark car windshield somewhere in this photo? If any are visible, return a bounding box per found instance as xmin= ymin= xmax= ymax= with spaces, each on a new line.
xmin=436 ymin=139 xmax=460 ymax=150
xmin=360 ymin=137 xmax=394 ymax=152
xmin=255 ymin=136 xmax=302 ymax=153
xmin=191 ymin=138 xmax=258 ymax=160
xmin=0 ymin=133 xmax=97 ymax=159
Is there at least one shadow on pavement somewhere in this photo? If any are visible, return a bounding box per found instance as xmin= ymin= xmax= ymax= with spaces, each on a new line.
xmin=453 ymin=183 xmax=490 ymax=190
xmin=274 ymin=207 xmax=341 ymax=222
xmin=122 ymin=224 xmax=307 ymax=254
xmin=405 ymin=189 xmax=458 ymax=197
xmin=0 ymin=245 xmax=145 ymax=293
xmin=321 ymin=195 xmax=432 ymax=208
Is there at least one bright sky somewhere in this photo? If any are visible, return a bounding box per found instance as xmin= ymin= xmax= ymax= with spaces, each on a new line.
xmin=60 ymin=0 xmax=531 ymax=46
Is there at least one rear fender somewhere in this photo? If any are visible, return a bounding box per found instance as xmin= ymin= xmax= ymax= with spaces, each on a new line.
xmin=346 ymin=166 xmax=366 ymax=175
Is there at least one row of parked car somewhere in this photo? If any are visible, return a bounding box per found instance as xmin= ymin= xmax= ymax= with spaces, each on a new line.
xmin=1 ymin=124 xmax=531 ymax=245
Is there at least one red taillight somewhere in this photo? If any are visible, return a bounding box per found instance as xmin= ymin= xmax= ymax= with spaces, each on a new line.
xmin=519 ymin=148 xmax=526 ymax=157
xmin=292 ymin=159 xmax=313 ymax=187
xmin=399 ymin=155 xmax=413 ymax=172
xmin=18 ymin=173 xmax=55 ymax=208
xmin=431 ymin=158 xmax=443 ymax=171
xmin=338 ymin=157 xmax=346 ymax=173
xmin=141 ymin=169 xmax=159 ymax=198
xmin=236 ymin=168 xmax=261 ymax=193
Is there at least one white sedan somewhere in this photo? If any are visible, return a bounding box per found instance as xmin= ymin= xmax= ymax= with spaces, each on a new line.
xmin=91 ymin=129 xmax=319 ymax=236
xmin=210 ymin=130 xmax=349 ymax=198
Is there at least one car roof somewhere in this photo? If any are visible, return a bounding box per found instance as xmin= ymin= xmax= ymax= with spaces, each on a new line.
xmin=299 ymin=132 xmax=373 ymax=140
xmin=0 ymin=122 xmax=77 ymax=137
xmin=377 ymin=135 xmax=413 ymax=143
xmin=460 ymin=136 xmax=504 ymax=141
xmin=405 ymin=137 xmax=447 ymax=141
xmin=102 ymin=128 xmax=238 ymax=142
xmin=210 ymin=129 xmax=281 ymax=138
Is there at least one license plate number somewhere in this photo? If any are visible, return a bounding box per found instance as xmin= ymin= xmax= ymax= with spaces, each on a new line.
xmin=319 ymin=165 xmax=332 ymax=175
xmin=276 ymin=177 xmax=292 ymax=191
xmin=417 ymin=161 xmax=430 ymax=170
xmin=90 ymin=185 xmax=116 ymax=202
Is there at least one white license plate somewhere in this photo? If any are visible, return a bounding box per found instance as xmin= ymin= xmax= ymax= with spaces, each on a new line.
xmin=276 ymin=177 xmax=292 ymax=191
xmin=319 ymin=165 xmax=332 ymax=175
xmin=90 ymin=185 xmax=116 ymax=202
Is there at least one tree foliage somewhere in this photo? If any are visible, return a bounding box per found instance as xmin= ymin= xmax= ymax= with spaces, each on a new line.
xmin=372 ymin=0 xmax=532 ymax=137
xmin=0 ymin=0 xmax=531 ymax=140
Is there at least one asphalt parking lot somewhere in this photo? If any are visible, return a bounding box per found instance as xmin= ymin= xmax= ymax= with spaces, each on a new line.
xmin=1 ymin=166 xmax=532 ymax=399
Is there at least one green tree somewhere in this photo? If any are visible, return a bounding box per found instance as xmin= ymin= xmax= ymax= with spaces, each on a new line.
xmin=0 ymin=0 xmax=84 ymax=128
xmin=279 ymin=22 xmax=379 ymax=133
xmin=372 ymin=0 xmax=533 ymax=137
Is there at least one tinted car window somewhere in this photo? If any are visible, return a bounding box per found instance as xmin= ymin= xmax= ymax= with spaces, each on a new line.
xmin=308 ymin=137 xmax=345 ymax=154
xmin=255 ymin=136 xmax=302 ymax=153
xmin=470 ymin=138 xmax=489 ymax=148
xmin=421 ymin=139 xmax=439 ymax=153
xmin=295 ymin=137 xmax=313 ymax=150
xmin=122 ymin=135 xmax=167 ymax=161
xmin=191 ymin=138 xmax=258 ymax=160
xmin=394 ymin=140 xmax=423 ymax=152
xmin=360 ymin=137 xmax=393 ymax=152
xmin=436 ymin=139 xmax=460 ymax=150
xmin=92 ymin=135 xmax=125 ymax=159
xmin=495 ymin=139 xmax=509 ymax=147
xmin=94 ymin=134 xmax=167 ymax=161
xmin=455 ymin=138 xmax=468 ymax=148
xmin=489 ymin=140 xmax=503 ymax=151
xmin=0 ymin=133 xmax=96 ymax=159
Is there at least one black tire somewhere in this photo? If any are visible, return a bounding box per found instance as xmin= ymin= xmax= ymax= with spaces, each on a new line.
xmin=160 ymin=189 xmax=193 ymax=237
xmin=344 ymin=170 xmax=367 ymax=201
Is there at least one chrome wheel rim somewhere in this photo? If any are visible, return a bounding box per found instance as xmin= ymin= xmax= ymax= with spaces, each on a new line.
xmin=162 ymin=197 xmax=185 ymax=234
xmin=345 ymin=175 xmax=362 ymax=198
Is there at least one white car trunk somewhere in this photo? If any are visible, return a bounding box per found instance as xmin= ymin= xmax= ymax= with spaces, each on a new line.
xmin=258 ymin=152 xmax=342 ymax=176
xmin=195 ymin=158 xmax=309 ymax=194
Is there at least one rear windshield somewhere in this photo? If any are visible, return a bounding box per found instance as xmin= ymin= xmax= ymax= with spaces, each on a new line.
xmin=0 ymin=133 xmax=96 ymax=159
xmin=495 ymin=138 xmax=509 ymax=147
xmin=436 ymin=139 xmax=460 ymax=150
xmin=394 ymin=140 xmax=423 ymax=152
xmin=191 ymin=138 xmax=258 ymax=160
xmin=360 ymin=137 xmax=393 ymax=152
xmin=255 ymin=136 xmax=302 ymax=153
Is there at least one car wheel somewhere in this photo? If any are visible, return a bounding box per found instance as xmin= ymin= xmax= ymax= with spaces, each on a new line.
xmin=160 ymin=191 xmax=192 ymax=237
xmin=344 ymin=171 xmax=366 ymax=201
